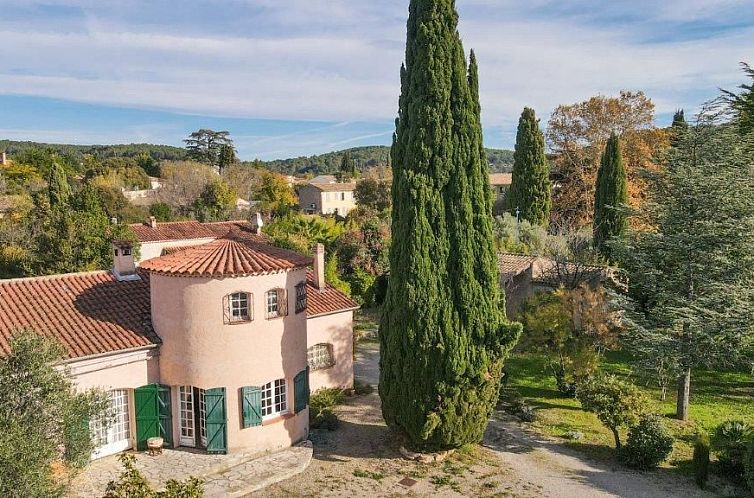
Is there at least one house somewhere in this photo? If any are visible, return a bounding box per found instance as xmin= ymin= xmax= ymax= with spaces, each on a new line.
xmin=498 ymin=253 xmax=608 ymax=317
xmin=0 ymin=222 xmax=357 ymax=458
xmin=489 ymin=173 xmax=513 ymax=202
xmin=298 ymin=179 xmax=357 ymax=216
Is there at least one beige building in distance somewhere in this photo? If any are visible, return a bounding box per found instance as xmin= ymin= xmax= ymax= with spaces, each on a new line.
xmin=298 ymin=176 xmax=357 ymax=216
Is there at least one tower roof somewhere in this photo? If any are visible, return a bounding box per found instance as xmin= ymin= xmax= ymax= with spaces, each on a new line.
xmin=140 ymin=237 xmax=312 ymax=278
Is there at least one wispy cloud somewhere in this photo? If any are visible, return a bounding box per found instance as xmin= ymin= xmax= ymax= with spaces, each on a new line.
xmin=0 ymin=0 xmax=752 ymax=157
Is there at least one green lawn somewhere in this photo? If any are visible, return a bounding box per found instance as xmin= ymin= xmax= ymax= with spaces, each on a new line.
xmin=504 ymin=351 xmax=754 ymax=470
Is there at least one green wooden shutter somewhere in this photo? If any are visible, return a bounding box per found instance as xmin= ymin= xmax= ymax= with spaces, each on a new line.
xmin=157 ymin=385 xmax=173 ymax=448
xmin=134 ymin=385 xmax=158 ymax=451
xmin=135 ymin=384 xmax=173 ymax=450
xmin=294 ymin=369 xmax=309 ymax=414
xmin=204 ymin=388 xmax=227 ymax=454
xmin=240 ymin=386 xmax=262 ymax=428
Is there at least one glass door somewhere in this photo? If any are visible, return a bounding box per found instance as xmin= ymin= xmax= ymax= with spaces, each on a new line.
xmin=197 ymin=388 xmax=208 ymax=447
xmin=91 ymin=389 xmax=132 ymax=458
xmin=178 ymin=386 xmax=195 ymax=447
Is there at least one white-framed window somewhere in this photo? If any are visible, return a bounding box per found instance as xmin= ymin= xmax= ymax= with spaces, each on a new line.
xmin=340 ymin=192 xmax=346 ymax=201
xmin=307 ymin=343 xmax=335 ymax=370
xmin=179 ymin=386 xmax=195 ymax=447
xmin=261 ymin=379 xmax=288 ymax=418
xmin=224 ymin=292 xmax=252 ymax=323
xmin=266 ymin=289 xmax=287 ymax=319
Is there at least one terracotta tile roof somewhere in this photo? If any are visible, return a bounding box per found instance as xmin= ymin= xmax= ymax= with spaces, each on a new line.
xmin=309 ymin=182 xmax=357 ymax=192
xmin=305 ymin=272 xmax=360 ymax=317
xmin=129 ymin=220 xmax=259 ymax=243
xmin=0 ymin=271 xmax=159 ymax=360
xmin=489 ymin=173 xmax=513 ymax=186
xmin=140 ymin=237 xmax=312 ymax=277
xmin=498 ymin=253 xmax=536 ymax=282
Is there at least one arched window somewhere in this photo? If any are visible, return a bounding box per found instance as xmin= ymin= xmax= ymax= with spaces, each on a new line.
xmin=307 ymin=343 xmax=335 ymax=370
xmin=224 ymin=292 xmax=252 ymax=324
xmin=266 ymin=288 xmax=288 ymax=319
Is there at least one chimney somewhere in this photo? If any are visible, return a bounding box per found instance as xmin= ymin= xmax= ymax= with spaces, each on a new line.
xmin=1 ymin=152 xmax=6 ymax=165
xmin=313 ymin=243 xmax=326 ymax=290
xmin=112 ymin=241 xmax=139 ymax=281
xmin=250 ymin=212 xmax=264 ymax=235
xmin=148 ymin=216 xmax=157 ymax=228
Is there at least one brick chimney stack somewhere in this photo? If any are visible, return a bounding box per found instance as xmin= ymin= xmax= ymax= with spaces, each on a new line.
xmin=149 ymin=216 xmax=157 ymax=228
xmin=313 ymin=243 xmax=326 ymax=290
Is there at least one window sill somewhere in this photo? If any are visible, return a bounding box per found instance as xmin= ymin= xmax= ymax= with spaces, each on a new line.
xmin=261 ymin=412 xmax=295 ymax=426
xmin=225 ymin=319 xmax=253 ymax=325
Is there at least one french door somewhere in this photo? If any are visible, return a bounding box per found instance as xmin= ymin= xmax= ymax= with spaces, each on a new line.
xmin=91 ymin=389 xmax=132 ymax=458
xmin=179 ymin=386 xmax=195 ymax=447
xmin=178 ymin=387 xmax=208 ymax=448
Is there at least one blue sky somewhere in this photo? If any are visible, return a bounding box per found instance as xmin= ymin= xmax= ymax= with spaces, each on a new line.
xmin=1 ymin=1 xmax=753 ymax=160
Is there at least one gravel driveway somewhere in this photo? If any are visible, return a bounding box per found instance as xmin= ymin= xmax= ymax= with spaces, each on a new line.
xmin=259 ymin=341 xmax=715 ymax=498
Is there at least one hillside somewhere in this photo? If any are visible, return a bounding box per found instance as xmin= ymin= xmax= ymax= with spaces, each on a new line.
xmin=0 ymin=140 xmax=513 ymax=174
xmin=0 ymin=140 xmax=187 ymax=162
xmin=255 ymin=146 xmax=515 ymax=175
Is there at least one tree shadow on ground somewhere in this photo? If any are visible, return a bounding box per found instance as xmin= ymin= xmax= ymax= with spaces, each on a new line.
xmin=309 ymin=395 xmax=404 ymax=463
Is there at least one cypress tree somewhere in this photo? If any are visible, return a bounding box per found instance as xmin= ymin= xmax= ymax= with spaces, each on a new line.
xmin=670 ymin=110 xmax=688 ymax=147
xmin=593 ymin=133 xmax=628 ymax=255
xmin=507 ymin=107 xmax=551 ymax=225
xmin=379 ymin=0 xmax=520 ymax=451
xmin=47 ymin=160 xmax=71 ymax=208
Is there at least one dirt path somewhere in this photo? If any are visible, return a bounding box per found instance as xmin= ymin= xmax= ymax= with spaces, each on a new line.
xmin=257 ymin=342 xmax=713 ymax=497
xmin=484 ymin=412 xmax=713 ymax=498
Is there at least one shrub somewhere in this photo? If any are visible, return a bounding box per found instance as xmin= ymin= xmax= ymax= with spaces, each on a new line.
xmin=712 ymin=420 xmax=754 ymax=479
xmin=353 ymin=379 xmax=374 ymax=396
xmin=621 ymin=415 xmax=673 ymax=470
xmin=745 ymin=440 xmax=754 ymax=495
xmin=310 ymin=408 xmax=339 ymax=431
xmin=309 ymin=388 xmax=345 ymax=431
xmin=693 ymin=433 xmax=711 ymax=489
xmin=310 ymin=388 xmax=346 ymax=414
xmin=576 ymin=375 xmax=648 ymax=450
xmin=104 ymin=453 xmax=204 ymax=498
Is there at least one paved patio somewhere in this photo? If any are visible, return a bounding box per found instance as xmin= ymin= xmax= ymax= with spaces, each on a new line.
xmin=69 ymin=441 xmax=313 ymax=498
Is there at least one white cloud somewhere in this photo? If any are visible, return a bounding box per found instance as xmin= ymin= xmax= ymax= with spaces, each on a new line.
xmin=0 ymin=0 xmax=752 ymax=145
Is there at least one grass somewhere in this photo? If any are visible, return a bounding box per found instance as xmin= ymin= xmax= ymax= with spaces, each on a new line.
xmin=505 ymin=351 xmax=754 ymax=471
xmin=352 ymin=469 xmax=385 ymax=481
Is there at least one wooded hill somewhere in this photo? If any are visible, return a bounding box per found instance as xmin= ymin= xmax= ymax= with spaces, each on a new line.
xmin=1 ymin=140 xmax=514 ymax=175
xmin=0 ymin=140 xmax=188 ymax=162
xmin=255 ymin=145 xmax=515 ymax=175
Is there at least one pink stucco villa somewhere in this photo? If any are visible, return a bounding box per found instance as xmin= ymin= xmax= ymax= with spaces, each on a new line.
xmin=0 ymin=220 xmax=358 ymax=458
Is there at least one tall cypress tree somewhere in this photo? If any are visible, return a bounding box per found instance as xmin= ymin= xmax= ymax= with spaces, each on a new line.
xmin=507 ymin=107 xmax=551 ymax=225
xmin=47 ymin=160 xmax=71 ymax=208
xmin=593 ymin=133 xmax=628 ymax=255
xmin=670 ymin=109 xmax=688 ymax=147
xmin=379 ymin=0 xmax=520 ymax=451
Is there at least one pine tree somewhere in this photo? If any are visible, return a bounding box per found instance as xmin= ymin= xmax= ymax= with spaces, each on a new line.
xmin=507 ymin=107 xmax=551 ymax=225
xmin=379 ymin=0 xmax=520 ymax=451
xmin=593 ymin=133 xmax=628 ymax=256
xmin=47 ymin=160 xmax=71 ymax=208
xmin=616 ymin=111 xmax=754 ymax=421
